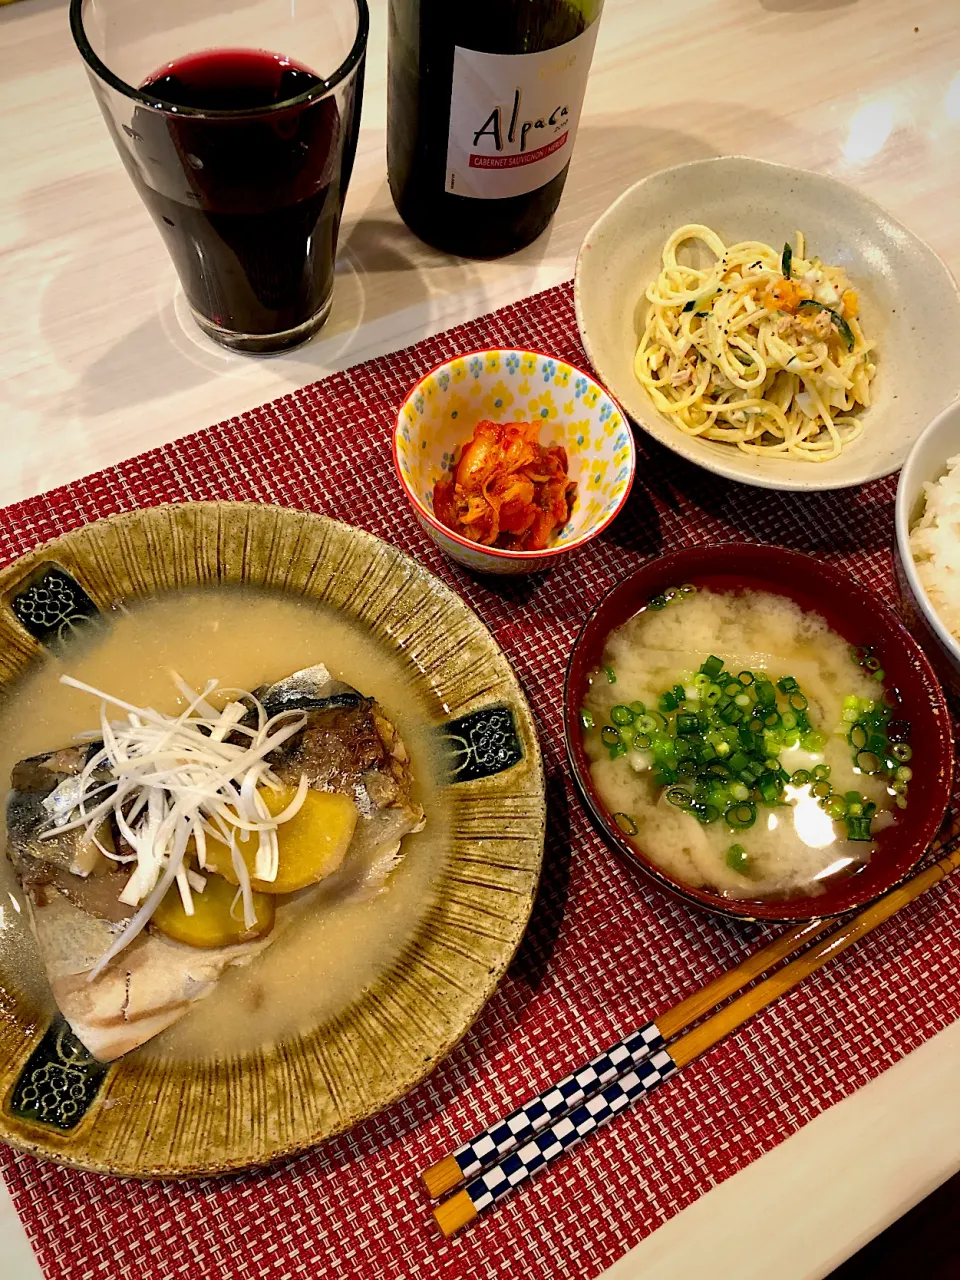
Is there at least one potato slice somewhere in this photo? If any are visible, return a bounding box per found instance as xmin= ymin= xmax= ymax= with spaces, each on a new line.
xmin=203 ymin=785 xmax=358 ymax=894
xmin=152 ymin=874 xmax=275 ymax=949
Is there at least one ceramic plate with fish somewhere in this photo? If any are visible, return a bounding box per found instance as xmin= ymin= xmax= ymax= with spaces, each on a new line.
xmin=0 ymin=503 xmax=544 ymax=1176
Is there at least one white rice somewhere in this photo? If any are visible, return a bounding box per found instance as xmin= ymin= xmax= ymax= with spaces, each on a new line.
xmin=909 ymin=452 xmax=960 ymax=641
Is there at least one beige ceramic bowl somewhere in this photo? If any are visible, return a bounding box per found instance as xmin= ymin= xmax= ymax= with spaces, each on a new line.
xmin=575 ymin=156 xmax=960 ymax=491
xmin=895 ymin=396 xmax=960 ymax=697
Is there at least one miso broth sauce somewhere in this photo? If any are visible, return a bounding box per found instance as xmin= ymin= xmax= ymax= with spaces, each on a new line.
xmin=0 ymin=588 xmax=451 ymax=1057
xmin=582 ymin=588 xmax=899 ymax=900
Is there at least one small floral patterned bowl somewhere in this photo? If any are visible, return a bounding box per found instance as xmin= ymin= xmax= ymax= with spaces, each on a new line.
xmin=393 ymin=347 xmax=636 ymax=575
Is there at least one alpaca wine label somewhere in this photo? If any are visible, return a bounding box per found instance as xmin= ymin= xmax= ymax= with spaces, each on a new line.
xmin=444 ymin=24 xmax=599 ymax=200
xmin=387 ymin=0 xmax=604 ymax=258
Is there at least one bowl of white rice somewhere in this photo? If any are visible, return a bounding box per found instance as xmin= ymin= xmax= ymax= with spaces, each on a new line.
xmin=895 ymin=397 xmax=960 ymax=695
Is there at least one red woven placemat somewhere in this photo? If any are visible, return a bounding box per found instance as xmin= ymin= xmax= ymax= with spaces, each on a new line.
xmin=2 ymin=281 xmax=958 ymax=1280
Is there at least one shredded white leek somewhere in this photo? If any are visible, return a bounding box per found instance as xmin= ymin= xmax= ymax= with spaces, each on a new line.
xmin=41 ymin=673 xmax=309 ymax=980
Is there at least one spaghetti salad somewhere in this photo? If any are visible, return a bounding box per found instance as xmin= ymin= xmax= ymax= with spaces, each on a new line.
xmin=634 ymin=225 xmax=877 ymax=461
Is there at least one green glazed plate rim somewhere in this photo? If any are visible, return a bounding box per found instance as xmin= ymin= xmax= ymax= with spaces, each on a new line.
xmin=0 ymin=502 xmax=545 ymax=1177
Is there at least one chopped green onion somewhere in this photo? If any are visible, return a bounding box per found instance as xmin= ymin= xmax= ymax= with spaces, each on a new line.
xmin=611 ymin=704 xmax=635 ymax=726
xmin=660 ymin=691 xmax=678 ymax=712
xmin=680 ymin=583 xmax=697 ymax=596
xmin=676 ymin=712 xmax=699 ymax=735
xmin=604 ymin=666 xmax=616 ymax=684
xmin=738 ymin=671 xmax=755 ymax=686
xmin=649 ymin=594 xmax=667 ymax=610
xmin=790 ymin=769 xmax=812 ymax=786
xmin=892 ymin=743 xmax=912 ymax=762
xmin=812 ymin=780 xmax=832 ymax=799
xmin=755 ymin=681 xmax=776 ymax=708
xmin=629 ymin=701 xmax=646 ymax=716
xmin=613 ymin=812 xmax=638 ymax=836
xmin=726 ymin=843 xmax=750 ymax=874
xmin=856 ymin=750 xmax=882 ymax=774
xmin=580 ymin=709 xmax=595 ymax=730
xmin=781 ymin=242 xmax=792 ymax=279
xmin=700 ymin=655 xmax=724 ymax=680
xmin=666 ymin=786 xmax=691 ymax=808
xmin=633 ymin=733 xmax=652 ymax=751
xmin=812 ymin=764 xmax=830 ymax=781
xmin=601 ymin=726 xmax=620 ymax=747
xmin=887 ymin=719 xmax=911 ymax=743
xmin=757 ymin=773 xmax=781 ymax=804
xmin=845 ymin=815 xmax=873 ymax=841
xmin=726 ymin=801 xmax=757 ymax=830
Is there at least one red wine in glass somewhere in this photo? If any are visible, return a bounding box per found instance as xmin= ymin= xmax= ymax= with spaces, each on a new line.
xmin=127 ymin=48 xmax=357 ymax=349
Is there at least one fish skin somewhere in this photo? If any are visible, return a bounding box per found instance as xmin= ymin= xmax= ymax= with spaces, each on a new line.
xmin=258 ymin=664 xmax=426 ymax=881
xmin=30 ymin=890 xmax=269 ymax=1061
xmin=5 ymin=665 xmax=425 ymax=1061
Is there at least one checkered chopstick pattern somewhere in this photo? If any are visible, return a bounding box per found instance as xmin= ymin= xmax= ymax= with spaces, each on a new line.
xmin=465 ymin=1048 xmax=678 ymax=1214
xmin=3 ymin=279 xmax=960 ymax=1280
xmin=450 ymin=1022 xmax=665 ymax=1182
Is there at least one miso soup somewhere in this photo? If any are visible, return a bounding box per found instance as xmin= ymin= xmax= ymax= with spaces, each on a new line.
xmin=581 ymin=587 xmax=910 ymax=900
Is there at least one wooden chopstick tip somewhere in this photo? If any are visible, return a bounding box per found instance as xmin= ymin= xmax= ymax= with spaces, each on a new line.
xmin=422 ymin=1154 xmax=463 ymax=1199
xmin=433 ymin=1189 xmax=477 ymax=1238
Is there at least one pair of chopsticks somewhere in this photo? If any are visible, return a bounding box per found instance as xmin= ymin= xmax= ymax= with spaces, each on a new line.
xmin=424 ymin=830 xmax=960 ymax=1237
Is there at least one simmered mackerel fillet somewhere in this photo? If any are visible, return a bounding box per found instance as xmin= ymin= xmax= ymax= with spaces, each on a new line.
xmin=5 ymin=664 xmax=425 ymax=1061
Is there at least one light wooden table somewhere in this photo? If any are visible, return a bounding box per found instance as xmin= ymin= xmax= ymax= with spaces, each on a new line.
xmin=2 ymin=0 xmax=959 ymax=1276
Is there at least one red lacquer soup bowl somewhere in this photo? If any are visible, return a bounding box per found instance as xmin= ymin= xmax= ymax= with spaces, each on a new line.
xmin=563 ymin=544 xmax=955 ymax=922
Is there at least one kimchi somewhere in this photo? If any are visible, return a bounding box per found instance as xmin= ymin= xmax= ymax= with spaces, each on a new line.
xmin=433 ymin=420 xmax=576 ymax=552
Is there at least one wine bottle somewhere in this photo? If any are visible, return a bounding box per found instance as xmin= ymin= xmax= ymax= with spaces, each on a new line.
xmin=387 ymin=0 xmax=604 ymax=259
